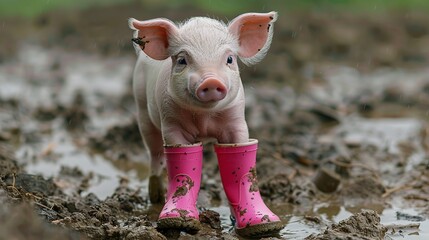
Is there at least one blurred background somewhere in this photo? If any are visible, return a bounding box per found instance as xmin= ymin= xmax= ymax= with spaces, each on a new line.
xmin=1 ymin=0 xmax=429 ymax=90
xmin=1 ymin=0 xmax=429 ymax=67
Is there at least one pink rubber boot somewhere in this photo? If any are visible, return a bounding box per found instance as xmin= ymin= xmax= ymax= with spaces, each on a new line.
xmin=215 ymin=139 xmax=284 ymax=237
xmin=157 ymin=143 xmax=203 ymax=233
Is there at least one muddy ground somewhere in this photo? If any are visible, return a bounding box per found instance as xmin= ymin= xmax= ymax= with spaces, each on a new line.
xmin=0 ymin=2 xmax=429 ymax=239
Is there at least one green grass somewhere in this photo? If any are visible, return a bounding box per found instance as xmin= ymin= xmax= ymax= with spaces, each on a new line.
xmin=0 ymin=0 xmax=428 ymax=18
xmin=0 ymin=0 xmax=132 ymax=17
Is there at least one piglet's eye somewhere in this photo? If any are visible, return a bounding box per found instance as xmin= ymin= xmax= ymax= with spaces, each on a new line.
xmin=227 ymin=56 xmax=233 ymax=64
xmin=177 ymin=57 xmax=187 ymax=65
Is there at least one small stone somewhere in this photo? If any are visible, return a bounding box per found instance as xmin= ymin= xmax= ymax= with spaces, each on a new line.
xmin=312 ymin=167 xmax=341 ymax=193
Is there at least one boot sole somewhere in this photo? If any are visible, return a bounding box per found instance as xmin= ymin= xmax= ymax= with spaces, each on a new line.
xmin=157 ymin=217 xmax=201 ymax=234
xmin=236 ymin=221 xmax=285 ymax=238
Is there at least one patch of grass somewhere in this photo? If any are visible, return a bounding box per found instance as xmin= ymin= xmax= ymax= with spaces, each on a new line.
xmin=0 ymin=0 xmax=132 ymax=18
xmin=0 ymin=0 xmax=428 ymax=18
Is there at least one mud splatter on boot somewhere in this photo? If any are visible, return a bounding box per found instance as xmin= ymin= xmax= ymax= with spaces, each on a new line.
xmin=157 ymin=144 xmax=203 ymax=234
xmin=215 ymin=140 xmax=284 ymax=238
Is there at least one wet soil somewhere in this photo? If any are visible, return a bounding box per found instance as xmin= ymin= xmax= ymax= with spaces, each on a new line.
xmin=1 ymin=3 xmax=429 ymax=240
xmin=305 ymin=210 xmax=387 ymax=240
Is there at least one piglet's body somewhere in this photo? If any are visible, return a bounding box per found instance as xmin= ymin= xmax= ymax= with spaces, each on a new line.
xmin=133 ymin=49 xmax=248 ymax=146
xmin=129 ymin=12 xmax=283 ymax=237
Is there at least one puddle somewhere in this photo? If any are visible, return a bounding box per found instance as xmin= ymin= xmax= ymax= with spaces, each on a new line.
xmin=16 ymin=127 xmax=149 ymax=200
xmin=382 ymin=208 xmax=429 ymax=240
xmin=213 ymin=203 xmax=429 ymax=239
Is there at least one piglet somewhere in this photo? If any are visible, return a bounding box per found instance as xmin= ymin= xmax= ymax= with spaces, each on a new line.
xmin=129 ymin=12 xmax=283 ymax=237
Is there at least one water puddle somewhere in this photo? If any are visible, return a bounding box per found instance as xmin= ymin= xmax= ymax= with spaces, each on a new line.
xmin=16 ymin=127 xmax=149 ymax=199
xmin=213 ymin=203 xmax=429 ymax=239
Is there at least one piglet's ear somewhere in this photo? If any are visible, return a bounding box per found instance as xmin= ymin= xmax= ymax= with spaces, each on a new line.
xmin=128 ymin=18 xmax=179 ymax=60
xmin=228 ymin=11 xmax=277 ymax=66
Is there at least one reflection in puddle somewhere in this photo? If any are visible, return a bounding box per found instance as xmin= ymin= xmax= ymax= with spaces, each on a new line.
xmin=18 ymin=128 xmax=149 ymax=200
xmin=382 ymin=208 xmax=429 ymax=240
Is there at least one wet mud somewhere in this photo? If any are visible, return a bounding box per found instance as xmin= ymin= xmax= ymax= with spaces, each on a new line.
xmin=1 ymin=3 xmax=429 ymax=240
xmin=306 ymin=210 xmax=387 ymax=240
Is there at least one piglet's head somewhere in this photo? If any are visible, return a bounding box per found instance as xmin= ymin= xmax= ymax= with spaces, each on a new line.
xmin=129 ymin=12 xmax=277 ymax=110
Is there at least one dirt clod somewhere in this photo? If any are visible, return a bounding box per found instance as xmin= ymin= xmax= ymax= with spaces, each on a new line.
xmin=306 ymin=210 xmax=387 ymax=240
xmin=4 ymin=173 xmax=57 ymax=196
xmin=312 ymin=167 xmax=341 ymax=193
xmin=199 ymin=209 xmax=221 ymax=230
xmin=341 ymin=176 xmax=386 ymax=201
xmin=0 ymin=144 xmax=20 ymax=177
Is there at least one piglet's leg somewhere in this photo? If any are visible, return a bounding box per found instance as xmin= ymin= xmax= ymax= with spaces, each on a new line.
xmin=217 ymin=118 xmax=250 ymax=144
xmin=138 ymin=112 xmax=165 ymax=203
xmin=162 ymin=124 xmax=198 ymax=146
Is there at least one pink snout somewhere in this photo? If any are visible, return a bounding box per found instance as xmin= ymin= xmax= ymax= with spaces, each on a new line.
xmin=196 ymin=78 xmax=227 ymax=102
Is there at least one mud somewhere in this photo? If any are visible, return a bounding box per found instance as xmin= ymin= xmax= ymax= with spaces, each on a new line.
xmin=1 ymin=2 xmax=429 ymax=240
xmin=0 ymin=202 xmax=82 ymax=240
xmin=248 ymin=167 xmax=259 ymax=192
xmin=172 ymin=176 xmax=194 ymax=198
xmin=306 ymin=210 xmax=387 ymax=240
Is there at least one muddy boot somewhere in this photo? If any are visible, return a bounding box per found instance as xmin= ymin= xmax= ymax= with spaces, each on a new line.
xmin=157 ymin=143 xmax=203 ymax=233
xmin=215 ymin=139 xmax=284 ymax=237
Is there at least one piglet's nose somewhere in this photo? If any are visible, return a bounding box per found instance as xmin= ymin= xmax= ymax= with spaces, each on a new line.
xmin=196 ymin=78 xmax=227 ymax=102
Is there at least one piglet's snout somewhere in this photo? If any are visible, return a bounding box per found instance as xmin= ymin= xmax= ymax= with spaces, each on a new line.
xmin=196 ymin=78 xmax=227 ymax=102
